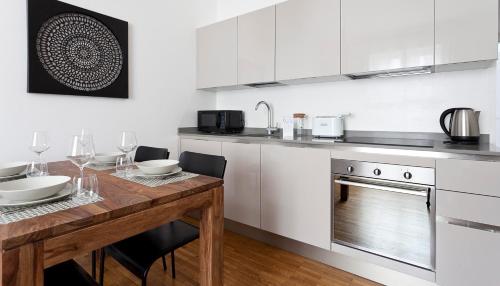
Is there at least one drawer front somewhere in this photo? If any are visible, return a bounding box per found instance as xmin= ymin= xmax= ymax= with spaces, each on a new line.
xmin=437 ymin=221 xmax=500 ymax=286
xmin=180 ymin=139 xmax=222 ymax=156
xmin=437 ymin=159 xmax=500 ymax=197
xmin=437 ymin=190 xmax=500 ymax=227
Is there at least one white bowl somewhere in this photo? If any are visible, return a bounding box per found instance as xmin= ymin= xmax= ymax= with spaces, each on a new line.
xmin=94 ymin=152 xmax=123 ymax=163
xmin=136 ymin=160 xmax=179 ymax=175
xmin=0 ymin=176 xmax=71 ymax=201
xmin=0 ymin=162 xmax=27 ymax=177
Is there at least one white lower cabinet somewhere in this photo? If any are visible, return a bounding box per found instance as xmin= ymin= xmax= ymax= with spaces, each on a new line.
xmin=436 ymin=190 xmax=500 ymax=286
xmin=261 ymin=144 xmax=331 ymax=250
xmin=179 ymin=138 xmax=221 ymax=156
xmin=221 ymin=142 xmax=261 ymax=228
xmin=437 ymin=221 xmax=500 ymax=286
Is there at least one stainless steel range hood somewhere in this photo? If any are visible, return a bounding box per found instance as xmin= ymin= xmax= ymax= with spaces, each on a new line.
xmin=244 ymin=81 xmax=287 ymax=88
xmin=345 ymin=58 xmax=496 ymax=80
xmin=345 ymin=66 xmax=433 ymax=80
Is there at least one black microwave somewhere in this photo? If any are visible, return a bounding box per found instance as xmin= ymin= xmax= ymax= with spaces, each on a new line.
xmin=198 ymin=110 xmax=245 ymax=133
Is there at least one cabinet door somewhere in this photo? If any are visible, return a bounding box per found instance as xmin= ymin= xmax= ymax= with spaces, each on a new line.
xmin=276 ymin=0 xmax=341 ymax=81
xmin=197 ymin=18 xmax=238 ymax=89
xmin=436 ymin=190 xmax=500 ymax=286
xmin=179 ymin=138 xmax=221 ymax=156
xmin=341 ymin=0 xmax=434 ymax=75
xmin=437 ymin=159 xmax=500 ymax=197
xmin=222 ymin=142 xmax=261 ymax=228
xmin=435 ymin=0 xmax=498 ymax=65
xmin=437 ymin=221 xmax=500 ymax=286
xmin=238 ymin=6 xmax=276 ymax=85
xmin=261 ymin=145 xmax=331 ymax=250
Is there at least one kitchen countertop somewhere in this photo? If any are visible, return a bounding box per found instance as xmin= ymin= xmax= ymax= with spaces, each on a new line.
xmin=178 ymin=127 xmax=500 ymax=161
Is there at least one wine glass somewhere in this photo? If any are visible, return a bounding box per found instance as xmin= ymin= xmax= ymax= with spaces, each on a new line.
xmin=80 ymin=129 xmax=96 ymax=162
xmin=68 ymin=134 xmax=95 ymax=180
xmin=29 ymin=131 xmax=50 ymax=176
xmin=117 ymin=132 xmax=137 ymax=177
xmin=118 ymin=131 xmax=138 ymax=159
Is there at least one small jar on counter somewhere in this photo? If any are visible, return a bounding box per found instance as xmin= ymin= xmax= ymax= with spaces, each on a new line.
xmin=293 ymin=113 xmax=306 ymax=136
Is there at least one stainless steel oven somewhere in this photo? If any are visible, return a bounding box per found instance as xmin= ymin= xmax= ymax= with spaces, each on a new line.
xmin=332 ymin=159 xmax=435 ymax=270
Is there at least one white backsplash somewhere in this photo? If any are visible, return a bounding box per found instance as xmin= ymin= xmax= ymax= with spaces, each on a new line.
xmin=217 ymin=67 xmax=496 ymax=139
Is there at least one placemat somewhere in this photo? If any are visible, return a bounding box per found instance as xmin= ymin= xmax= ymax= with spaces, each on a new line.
xmin=111 ymin=171 xmax=199 ymax=188
xmin=0 ymin=196 xmax=103 ymax=225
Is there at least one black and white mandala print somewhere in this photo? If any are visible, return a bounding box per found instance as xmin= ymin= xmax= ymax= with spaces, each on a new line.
xmin=36 ymin=13 xmax=123 ymax=92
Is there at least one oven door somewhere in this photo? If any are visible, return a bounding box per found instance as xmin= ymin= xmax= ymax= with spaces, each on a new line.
xmin=333 ymin=175 xmax=435 ymax=270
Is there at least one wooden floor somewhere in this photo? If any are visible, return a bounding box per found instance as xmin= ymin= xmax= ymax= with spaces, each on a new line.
xmin=77 ymin=229 xmax=380 ymax=286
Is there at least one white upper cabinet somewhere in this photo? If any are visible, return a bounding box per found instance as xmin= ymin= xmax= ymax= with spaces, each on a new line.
xmin=197 ymin=0 xmax=497 ymax=89
xmin=222 ymin=142 xmax=261 ymax=228
xmin=238 ymin=6 xmax=276 ymax=85
xmin=197 ymin=18 xmax=238 ymax=89
xmin=435 ymin=0 xmax=498 ymax=66
xmin=275 ymin=0 xmax=341 ymax=81
xmin=341 ymin=0 xmax=434 ymax=75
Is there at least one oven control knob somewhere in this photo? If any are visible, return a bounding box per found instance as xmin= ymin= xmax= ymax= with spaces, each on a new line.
xmin=373 ymin=168 xmax=381 ymax=176
xmin=404 ymin=172 xmax=413 ymax=180
xmin=347 ymin=166 xmax=354 ymax=173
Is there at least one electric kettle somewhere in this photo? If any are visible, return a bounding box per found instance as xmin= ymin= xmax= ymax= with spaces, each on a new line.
xmin=439 ymin=108 xmax=480 ymax=142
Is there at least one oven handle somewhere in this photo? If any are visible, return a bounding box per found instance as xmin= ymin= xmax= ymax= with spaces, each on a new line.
xmin=334 ymin=179 xmax=429 ymax=197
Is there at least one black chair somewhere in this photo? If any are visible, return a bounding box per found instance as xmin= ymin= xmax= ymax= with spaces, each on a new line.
xmin=45 ymin=260 xmax=99 ymax=286
xmin=178 ymin=151 xmax=226 ymax=179
xmin=47 ymin=146 xmax=174 ymax=286
xmin=99 ymin=151 xmax=227 ymax=286
xmin=90 ymin=146 xmax=171 ymax=280
xmin=134 ymin=146 xmax=170 ymax=162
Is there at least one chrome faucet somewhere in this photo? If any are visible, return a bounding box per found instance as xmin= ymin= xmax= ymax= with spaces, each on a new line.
xmin=255 ymin=101 xmax=278 ymax=135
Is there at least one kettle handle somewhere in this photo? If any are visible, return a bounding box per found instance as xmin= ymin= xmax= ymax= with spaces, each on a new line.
xmin=440 ymin=108 xmax=456 ymax=137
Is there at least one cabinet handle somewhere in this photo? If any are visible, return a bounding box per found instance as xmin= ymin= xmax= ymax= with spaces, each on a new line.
xmin=334 ymin=179 xmax=428 ymax=197
xmin=437 ymin=216 xmax=500 ymax=234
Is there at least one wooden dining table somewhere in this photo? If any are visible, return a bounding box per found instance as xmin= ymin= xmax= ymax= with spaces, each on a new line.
xmin=0 ymin=161 xmax=224 ymax=286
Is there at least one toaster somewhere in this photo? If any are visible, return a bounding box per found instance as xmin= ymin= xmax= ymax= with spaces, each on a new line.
xmin=312 ymin=116 xmax=345 ymax=138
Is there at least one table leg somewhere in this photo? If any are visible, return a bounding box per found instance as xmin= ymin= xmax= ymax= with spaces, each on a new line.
xmin=1 ymin=242 xmax=44 ymax=286
xmin=199 ymin=186 xmax=224 ymax=286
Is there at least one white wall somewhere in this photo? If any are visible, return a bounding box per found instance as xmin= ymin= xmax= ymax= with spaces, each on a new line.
xmin=216 ymin=0 xmax=498 ymax=144
xmin=217 ymin=0 xmax=286 ymax=20
xmin=0 ymin=0 xmax=218 ymax=162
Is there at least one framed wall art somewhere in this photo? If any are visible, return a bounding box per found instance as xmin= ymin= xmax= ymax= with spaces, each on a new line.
xmin=27 ymin=0 xmax=128 ymax=98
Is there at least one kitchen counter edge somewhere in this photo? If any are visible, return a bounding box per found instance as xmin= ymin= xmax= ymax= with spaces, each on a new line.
xmin=178 ymin=130 xmax=500 ymax=162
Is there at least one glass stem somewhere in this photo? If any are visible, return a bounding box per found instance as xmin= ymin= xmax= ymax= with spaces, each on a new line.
xmin=125 ymin=152 xmax=131 ymax=177
xmin=80 ymin=166 xmax=84 ymax=179
xmin=38 ymin=153 xmax=44 ymax=176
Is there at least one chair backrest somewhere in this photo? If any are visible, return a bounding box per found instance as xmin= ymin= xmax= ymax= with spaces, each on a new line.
xmin=134 ymin=146 xmax=170 ymax=162
xmin=179 ymin=151 xmax=227 ymax=179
